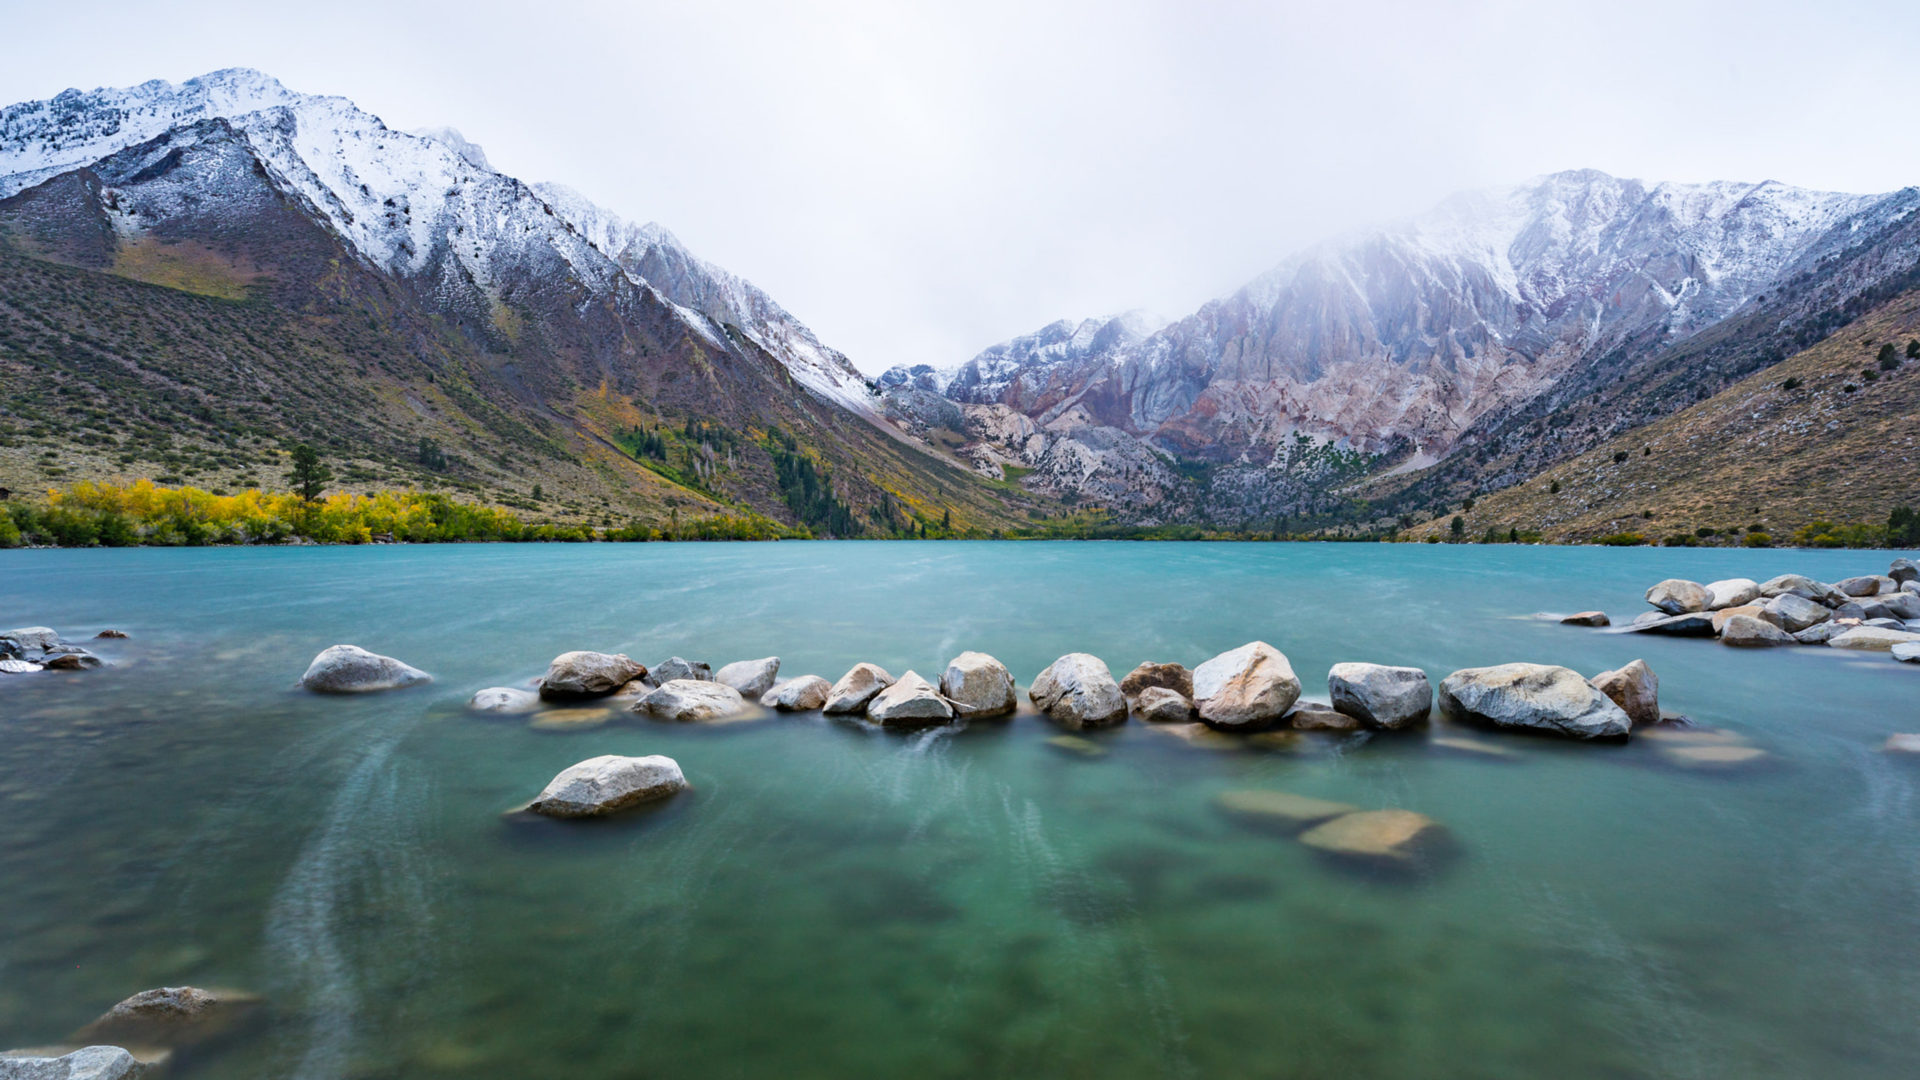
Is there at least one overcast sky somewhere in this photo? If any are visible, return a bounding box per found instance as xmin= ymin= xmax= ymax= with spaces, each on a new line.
xmin=5 ymin=0 xmax=1917 ymax=372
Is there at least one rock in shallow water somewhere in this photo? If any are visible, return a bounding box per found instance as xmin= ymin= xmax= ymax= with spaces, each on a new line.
xmin=761 ymin=675 xmax=831 ymax=710
xmin=1703 ymin=578 xmax=1761 ymax=610
xmin=299 ymin=645 xmax=431 ymax=694
xmin=0 ymin=659 xmax=47 ymax=674
xmin=824 ymin=663 xmax=894 ymax=714
xmin=1890 ymin=643 xmax=1920 ymax=664
xmin=527 ymin=755 xmax=688 ymax=817
xmin=1285 ymin=702 xmax=1360 ymax=731
xmin=866 ymin=671 xmax=955 ymax=728
xmin=1589 ymin=659 xmax=1659 ymax=728
xmin=1438 ymin=663 xmax=1630 ymax=739
xmin=1030 ymin=653 xmax=1127 ymax=729
xmin=637 ymin=680 xmax=746 ymax=722
xmin=1646 ymin=579 xmax=1710 ymax=615
xmin=540 ymin=651 xmax=644 ymax=700
xmin=1119 ymin=662 xmax=1193 ymax=700
xmin=72 ymin=985 xmax=260 ymax=1050
xmin=1560 ymin=611 xmax=1610 ymax=627
xmin=1327 ymin=662 xmax=1431 ymax=729
xmin=469 ymin=687 xmax=541 ymax=714
xmin=1131 ymin=686 xmax=1195 ymax=722
xmin=1618 ymin=612 xmax=1717 ymax=637
xmin=939 ymin=652 xmax=1016 ymax=717
xmin=1827 ymin=627 xmax=1920 ymax=651
xmin=1191 ymin=642 xmax=1300 ymax=730
xmin=0 ymin=1045 xmax=150 ymax=1078
xmin=1297 ymin=810 xmax=1449 ymax=867
xmin=1216 ymin=789 xmax=1358 ymax=831
xmin=1720 ymin=614 xmax=1795 ymax=648
xmin=715 ymin=657 xmax=780 ymax=699
xmin=647 ymin=657 xmax=712 ymax=685
xmin=0 ymin=627 xmax=59 ymax=652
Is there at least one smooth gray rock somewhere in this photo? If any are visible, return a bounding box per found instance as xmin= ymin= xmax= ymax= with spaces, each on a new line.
xmin=468 ymin=687 xmax=541 ymax=714
xmin=299 ymin=645 xmax=431 ymax=694
xmin=1590 ymin=659 xmax=1659 ymax=728
xmin=1891 ymin=642 xmax=1920 ymax=663
xmin=0 ymin=659 xmax=45 ymax=674
xmin=636 ymin=679 xmax=746 ymax=722
xmin=1721 ymin=614 xmax=1795 ymax=647
xmin=1030 ymin=653 xmax=1128 ymax=729
xmin=761 ymin=675 xmax=831 ymax=711
xmin=1131 ymin=685 xmax=1195 ymax=722
xmin=1327 ymin=662 xmax=1431 ymax=729
xmin=647 ymin=657 xmax=712 ymax=686
xmin=1191 ymin=642 xmax=1301 ymax=730
xmin=1618 ymin=612 xmax=1716 ymax=637
xmin=1631 ymin=611 xmax=1666 ymax=627
xmin=866 ymin=671 xmax=955 ymax=728
xmin=1793 ymin=620 xmax=1859 ymax=645
xmin=527 ymin=755 xmax=687 ymax=817
xmin=1882 ymin=592 xmax=1920 ymax=620
xmin=1646 ymin=579 xmax=1710 ymax=615
xmin=823 ymin=663 xmax=894 ymax=714
xmin=1891 ymin=558 xmax=1920 ymax=584
xmin=1864 ymin=617 xmax=1905 ymax=630
xmin=0 ymin=627 xmax=58 ymax=652
xmin=1764 ymin=593 xmax=1831 ymax=633
xmin=1560 ymin=611 xmax=1610 ymax=627
xmin=1759 ymin=574 xmax=1820 ymax=599
xmin=1703 ymin=578 xmax=1761 ymax=610
xmin=0 ymin=1046 xmax=149 ymax=1079
xmin=1286 ymin=701 xmax=1362 ymax=731
xmin=939 ymin=651 xmax=1017 ymax=717
xmin=540 ymin=651 xmax=645 ymax=700
xmin=1836 ymin=575 xmax=1887 ymax=597
xmin=1833 ymin=601 xmax=1870 ymax=620
xmin=1828 ymin=627 xmax=1920 ymax=651
xmin=1438 ymin=663 xmax=1631 ymax=739
xmin=714 ymin=657 xmax=780 ymax=699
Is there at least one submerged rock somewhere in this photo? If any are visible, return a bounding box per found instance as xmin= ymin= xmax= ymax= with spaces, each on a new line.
xmin=1659 ymin=744 xmax=1770 ymax=770
xmin=0 ymin=1045 xmax=150 ymax=1079
xmin=1215 ymin=789 xmax=1358 ymax=831
xmin=939 ymin=652 xmax=1016 ymax=717
xmin=1327 ymin=662 xmax=1431 ymax=729
xmin=865 ymin=671 xmax=955 ymax=728
xmin=540 ymin=651 xmax=645 ymax=700
xmin=1703 ymin=578 xmax=1762 ymax=610
xmin=636 ymin=680 xmax=746 ymax=722
xmin=1119 ymin=662 xmax=1193 ymax=701
xmin=73 ymin=985 xmax=260 ymax=1051
xmin=1429 ymin=735 xmax=1522 ymax=759
xmin=1589 ymin=659 xmax=1659 ymax=728
xmin=823 ymin=663 xmax=894 ymax=714
xmin=1131 ymin=686 xmax=1195 ymax=723
xmin=648 ymin=657 xmax=712 ymax=685
xmin=1191 ymin=641 xmax=1300 ymax=730
xmin=761 ymin=675 xmax=831 ymax=711
xmin=1045 ymin=734 xmax=1108 ymax=758
xmin=1646 ymin=579 xmax=1710 ymax=615
xmin=527 ymin=755 xmax=688 ymax=817
xmin=1828 ymin=627 xmax=1920 ymax=651
xmin=1438 ymin=663 xmax=1631 ymax=739
xmin=527 ymin=708 xmax=610 ymax=732
xmin=714 ymin=657 xmax=780 ymax=699
xmin=1721 ymin=614 xmax=1796 ymax=648
xmin=94 ymin=629 xmax=131 ymax=640
xmin=1029 ymin=653 xmax=1127 ymax=729
xmin=1285 ymin=702 xmax=1361 ymax=731
xmin=1297 ymin=810 xmax=1448 ymax=867
xmin=1560 ymin=611 xmax=1610 ymax=627
xmin=299 ymin=645 xmax=431 ymax=694
xmin=469 ymin=687 xmax=541 ymax=714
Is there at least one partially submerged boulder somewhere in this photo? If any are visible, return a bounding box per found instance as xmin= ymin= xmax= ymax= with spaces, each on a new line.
xmin=1327 ymin=662 xmax=1431 ymax=729
xmin=72 ymin=985 xmax=260 ymax=1051
xmin=469 ymin=687 xmax=541 ymax=714
xmin=1131 ymin=686 xmax=1195 ymax=723
xmin=823 ymin=663 xmax=894 ymax=714
xmin=1620 ymin=612 xmax=1717 ymax=637
xmin=1892 ymin=642 xmax=1920 ymax=664
xmin=1794 ymin=621 xmax=1859 ymax=645
xmin=761 ymin=675 xmax=831 ymax=710
xmin=1119 ymin=662 xmax=1193 ymax=701
xmin=94 ymin=629 xmax=130 ymax=640
xmin=1029 ymin=653 xmax=1127 ymax=729
xmin=1763 ymin=593 xmax=1831 ymax=633
xmin=0 ymin=627 xmax=59 ymax=652
xmin=0 ymin=1045 xmax=149 ymax=1079
xmin=939 ymin=652 xmax=1017 ymax=717
xmin=1560 ymin=611 xmax=1610 ymax=627
xmin=1828 ymin=627 xmax=1920 ymax=651
xmin=1191 ymin=642 xmax=1300 ymax=730
xmin=1589 ymin=659 xmax=1659 ymax=728
xmin=0 ymin=659 xmax=45 ymax=675
xmin=636 ymin=680 xmax=746 ymax=722
xmin=714 ymin=657 xmax=780 ymax=699
xmin=1646 ymin=579 xmax=1710 ymax=615
xmin=1438 ymin=663 xmax=1631 ymax=739
xmin=1297 ymin=810 xmax=1449 ymax=868
xmin=42 ymin=650 xmax=103 ymax=671
xmin=1703 ymin=578 xmax=1761 ymax=610
xmin=540 ymin=651 xmax=645 ymax=700
xmin=1721 ymin=614 xmax=1795 ymax=647
xmin=299 ymin=645 xmax=431 ymax=694
xmin=1215 ymin=789 xmax=1358 ymax=832
xmin=526 ymin=755 xmax=688 ymax=817
xmin=1285 ymin=702 xmax=1361 ymax=731
xmin=865 ymin=671 xmax=955 ymax=728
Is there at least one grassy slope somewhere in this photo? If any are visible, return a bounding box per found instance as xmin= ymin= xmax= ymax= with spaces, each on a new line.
xmin=1414 ymin=289 xmax=1920 ymax=542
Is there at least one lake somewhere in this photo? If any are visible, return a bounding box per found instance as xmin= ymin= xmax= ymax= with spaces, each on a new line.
xmin=2 ymin=541 xmax=1917 ymax=1079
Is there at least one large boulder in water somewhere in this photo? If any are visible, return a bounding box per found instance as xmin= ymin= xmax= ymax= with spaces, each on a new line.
xmin=1720 ymin=614 xmax=1795 ymax=647
xmin=823 ymin=663 xmax=894 ymax=714
xmin=939 ymin=652 xmax=1016 ymax=717
xmin=1119 ymin=662 xmax=1193 ymax=701
xmin=1192 ymin=642 xmax=1300 ymax=730
xmin=299 ymin=645 xmax=431 ymax=694
xmin=72 ymin=985 xmax=260 ymax=1051
xmin=1646 ymin=580 xmax=1710 ymax=615
xmin=0 ymin=1045 xmax=150 ymax=1078
xmin=1029 ymin=653 xmax=1127 ymax=729
xmin=1326 ymin=662 xmax=1430 ymax=730
xmin=540 ymin=651 xmax=645 ymax=700
xmin=526 ymin=755 xmax=688 ymax=817
xmin=1438 ymin=663 xmax=1631 ymax=739
xmin=761 ymin=675 xmax=831 ymax=711
xmin=468 ymin=687 xmax=541 ymax=714
xmin=1589 ymin=659 xmax=1659 ymax=728
xmin=714 ymin=657 xmax=780 ymax=699
xmin=636 ymin=680 xmax=746 ymax=722
xmin=866 ymin=671 xmax=955 ymax=728
xmin=1703 ymin=578 xmax=1761 ymax=610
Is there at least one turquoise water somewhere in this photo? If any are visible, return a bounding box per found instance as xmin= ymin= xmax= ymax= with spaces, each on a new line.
xmin=2 ymin=541 xmax=1917 ymax=1079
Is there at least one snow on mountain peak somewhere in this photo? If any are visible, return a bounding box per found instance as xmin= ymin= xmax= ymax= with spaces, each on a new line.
xmin=409 ymin=126 xmax=492 ymax=172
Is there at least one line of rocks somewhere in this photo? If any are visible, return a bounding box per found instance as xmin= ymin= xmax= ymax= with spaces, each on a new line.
xmin=0 ymin=626 xmax=122 ymax=676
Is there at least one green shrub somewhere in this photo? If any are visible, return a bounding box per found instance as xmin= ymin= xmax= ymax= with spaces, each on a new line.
xmin=1595 ymin=532 xmax=1648 ymax=546
xmin=1744 ymin=532 xmax=1773 ymax=548
xmin=1663 ymin=533 xmax=1699 ymax=547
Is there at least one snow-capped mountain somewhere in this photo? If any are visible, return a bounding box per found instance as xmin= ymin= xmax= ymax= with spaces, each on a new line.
xmin=940 ymin=170 xmax=1898 ymax=466
xmin=0 ymin=68 xmax=880 ymax=417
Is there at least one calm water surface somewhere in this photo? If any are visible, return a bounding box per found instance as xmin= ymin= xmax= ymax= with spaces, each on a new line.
xmin=2 ymin=542 xmax=1917 ymax=1079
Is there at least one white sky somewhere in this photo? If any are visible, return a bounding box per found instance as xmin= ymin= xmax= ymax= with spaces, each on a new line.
xmin=4 ymin=0 xmax=1916 ymax=372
